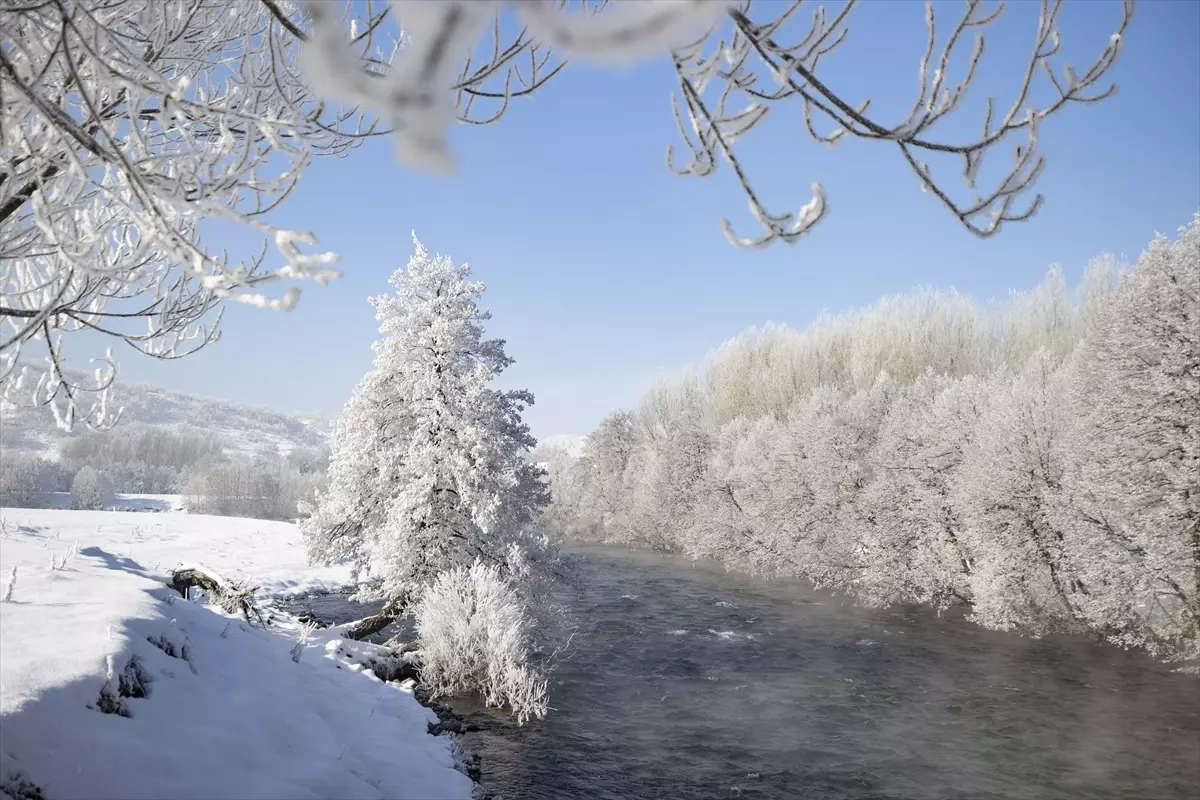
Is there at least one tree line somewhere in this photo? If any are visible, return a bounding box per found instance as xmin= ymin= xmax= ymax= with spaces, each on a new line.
xmin=552 ymin=217 xmax=1199 ymax=668
xmin=0 ymin=424 xmax=330 ymax=519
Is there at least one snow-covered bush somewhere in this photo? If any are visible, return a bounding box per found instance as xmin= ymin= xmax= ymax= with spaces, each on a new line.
xmin=531 ymin=442 xmax=586 ymax=537
xmin=415 ymin=563 xmax=548 ymax=725
xmin=71 ymin=466 xmax=114 ymax=511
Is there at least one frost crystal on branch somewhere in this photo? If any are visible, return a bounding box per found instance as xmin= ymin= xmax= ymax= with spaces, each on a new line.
xmin=0 ymin=0 xmax=383 ymax=428
xmin=304 ymin=0 xmax=1133 ymax=249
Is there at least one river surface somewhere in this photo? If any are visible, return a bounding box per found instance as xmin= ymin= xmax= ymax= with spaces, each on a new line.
xmin=293 ymin=544 xmax=1200 ymax=800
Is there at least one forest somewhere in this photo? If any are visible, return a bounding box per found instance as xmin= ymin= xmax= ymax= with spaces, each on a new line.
xmin=545 ymin=219 xmax=1199 ymax=668
xmin=0 ymin=425 xmax=329 ymax=519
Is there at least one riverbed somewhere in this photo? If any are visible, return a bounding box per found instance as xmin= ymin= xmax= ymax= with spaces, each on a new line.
xmin=293 ymin=544 xmax=1200 ymax=800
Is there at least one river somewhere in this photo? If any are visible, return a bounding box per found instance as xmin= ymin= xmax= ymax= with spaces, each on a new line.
xmin=292 ymin=543 xmax=1200 ymax=800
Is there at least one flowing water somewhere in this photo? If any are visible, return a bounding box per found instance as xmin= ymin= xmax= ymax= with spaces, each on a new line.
xmin=293 ymin=544 xmax=1200 ymax=800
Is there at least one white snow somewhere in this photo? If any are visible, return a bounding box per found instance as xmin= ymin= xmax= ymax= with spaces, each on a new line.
xmin=0 ymin=507 xmax=473 ymax=800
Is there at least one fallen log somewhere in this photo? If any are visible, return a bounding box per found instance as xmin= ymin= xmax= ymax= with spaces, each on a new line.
xmin=170 ymin=566 xmax=266 ymax=626
xmin=339 ymin=596 xmax=406 ymax=641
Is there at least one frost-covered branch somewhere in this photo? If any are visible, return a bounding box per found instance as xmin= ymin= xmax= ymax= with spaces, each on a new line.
xmin=675 ymin=0 xmax=1134 ymax=246
xmin=1 ymin=1 xmax=583 ymax=430
xmin=0 ymin=0 xmax=377 ymax=428
xmin=302 ymin=0 xmax=589 ymax=172
xmin=306 ymin=0 xmax=1133 ymax=249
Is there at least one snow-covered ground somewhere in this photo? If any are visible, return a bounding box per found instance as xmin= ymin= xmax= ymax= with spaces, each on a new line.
xmin=0 ymin=507 xmax=474 ymax=800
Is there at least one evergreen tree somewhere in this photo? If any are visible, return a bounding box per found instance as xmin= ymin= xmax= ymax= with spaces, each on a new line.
xmin=304 ymin=236 xmax=549 ymax=607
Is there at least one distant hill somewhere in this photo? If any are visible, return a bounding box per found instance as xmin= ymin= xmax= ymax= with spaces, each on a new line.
xmin=1 ymin=377 xmax=330 ymax=458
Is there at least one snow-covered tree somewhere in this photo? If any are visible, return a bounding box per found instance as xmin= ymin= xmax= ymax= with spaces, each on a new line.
xmin=620 ymin=375 xmax=713 ymax=551
xmin=856 ymin=371 xmax=987 ymax=608
xmin=301 ymin=237 xmax=569 ymax=717
xmin=574 ymin=410 xmax=638 ymax=542
xmin=685 ymin=415 xmax=793 ymax=575
xmin=531 ymin=441 xmax=586 ymax=537
xmin=183 ymin=458 xmax=320 ymax=520
xmin=999 ymin=265 xmax=1080 ymax=368
xmin=779 ymin=375 xmax=896 ymax=590
xmin=71 ymin=465 xmax=113 ymax=510
xmin=0 ymin=451 xmax=56 ymax=508
xmin=303 ymin=236 xmax=551 ymax=608
xmin=1057 ymin=215 xmax=1199 ymax=664
xmin=955 ymin=352 xmax=1081 ymax=634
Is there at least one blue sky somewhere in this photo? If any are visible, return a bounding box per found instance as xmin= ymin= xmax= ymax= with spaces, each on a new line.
xmin=114 ymin=0 xmax=1199 ymax=439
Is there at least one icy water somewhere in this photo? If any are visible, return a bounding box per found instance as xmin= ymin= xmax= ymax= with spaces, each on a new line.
xmin=295 ymin=544 xmax=1200 ymax=800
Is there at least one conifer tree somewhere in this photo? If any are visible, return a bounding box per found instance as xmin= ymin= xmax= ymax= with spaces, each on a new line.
xmin=303 ymin=236 xmax=549 ymax=608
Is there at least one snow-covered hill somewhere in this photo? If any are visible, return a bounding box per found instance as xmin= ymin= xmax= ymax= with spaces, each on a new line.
xmin=1 ymin=378 xmax=330 ymax=458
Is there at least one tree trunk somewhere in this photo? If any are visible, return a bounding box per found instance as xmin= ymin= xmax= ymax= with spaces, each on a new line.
xmin=339 ymin=595 xmax=408 ymax=641
xmin=170 ymin=566 xmax=265 ymax=626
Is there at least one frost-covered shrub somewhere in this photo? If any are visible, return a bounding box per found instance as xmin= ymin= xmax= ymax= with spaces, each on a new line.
xmin=71 ymin=466 xmax=114 ymax=510
xmin=415 ymin=563 xmax=548 ymax=725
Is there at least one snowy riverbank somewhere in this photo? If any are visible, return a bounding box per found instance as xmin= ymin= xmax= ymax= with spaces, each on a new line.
xmin=0 ymin=507 xmax=474 ymax=800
